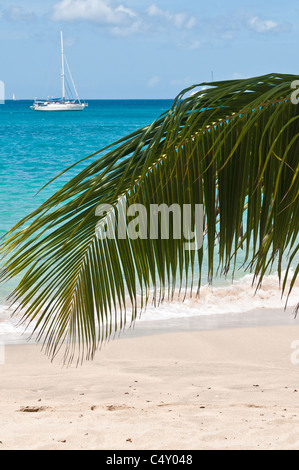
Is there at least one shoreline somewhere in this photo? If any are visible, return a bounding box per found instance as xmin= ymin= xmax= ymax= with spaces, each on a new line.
xmin=1 ymin=309 xmax=299 ymax=449
xmin=1 ymin=305 xmax=298 ymax=347
xmin=121 ymin=305 xmax=299 ymax=339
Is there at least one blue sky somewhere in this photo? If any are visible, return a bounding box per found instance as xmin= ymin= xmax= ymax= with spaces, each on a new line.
xmin=0 ymin=0 xmax=298 ymax=99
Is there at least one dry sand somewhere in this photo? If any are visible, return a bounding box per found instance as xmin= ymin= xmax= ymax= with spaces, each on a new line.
xmin=1 ymin=309 xmax=299 ymax=450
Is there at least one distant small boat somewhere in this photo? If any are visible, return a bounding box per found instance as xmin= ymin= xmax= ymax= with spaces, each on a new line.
xmin=12 ymin=93 xmax=16 ymax=101
xmin=31 ymin=31 xmax=87 ymax=112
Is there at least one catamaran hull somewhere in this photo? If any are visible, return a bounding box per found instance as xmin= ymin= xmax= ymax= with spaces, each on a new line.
xmin=30 ymin=104 xmax=87 ymax=111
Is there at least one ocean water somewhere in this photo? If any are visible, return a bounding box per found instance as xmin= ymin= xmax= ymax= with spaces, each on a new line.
xmin=0 ymin=99 xmax=298 ymax=343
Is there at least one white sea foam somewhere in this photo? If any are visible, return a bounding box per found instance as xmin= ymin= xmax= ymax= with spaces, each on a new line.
xmin=0 ymin=304 xmax=36 ymax=344
xmin=140 ymin=270 xmax=299 ymax=321
xmin=0 ymin=271 xmax=298 ymax=343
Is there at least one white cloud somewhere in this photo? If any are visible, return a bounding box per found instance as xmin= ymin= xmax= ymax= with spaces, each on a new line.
xmin=146 ymin=4 xmax=196 ymax=30
xmin=52 ymin=0 xmax=144 ymax=35
xmin=3 ymin=6 xmax=36 ymax=22
xmin=179 ymin=39 xmax=202 ymax=51
xmin=51 ymin=0 xmax=199 ymax=37
xmin=53 ymin=0 xmax=137 ymax=25
xmin=221 ymin=30 xmax=235 ymax=41
xmin=249 ymin=17 xmax=277 ymax=33
xmin=248 ymin=16 xmax=291 ymax=34
xmin=115 ymin=5 xmax=136 ymax=19
xmin=147 ymin=76 xmax=160 ymax=87
xmin=146 ymin=4 xmax=161 ymax=17
xmin=185 ymin=17 xmax=197 ymax=30
xmin=52 ymin=0 xmax=198 ymax=36
xmin=111 ymin=19 xmax=143 ymax=36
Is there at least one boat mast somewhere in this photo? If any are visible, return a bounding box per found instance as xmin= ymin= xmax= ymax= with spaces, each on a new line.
xmin=61 ymin=31 xmax=66 ymax=101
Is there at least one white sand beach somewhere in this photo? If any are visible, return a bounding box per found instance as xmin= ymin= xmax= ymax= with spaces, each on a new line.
xmin=1 ymin=308 xmax=299 ymax=450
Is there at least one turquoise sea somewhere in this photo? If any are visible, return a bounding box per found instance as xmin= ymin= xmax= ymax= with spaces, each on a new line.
xmin=0 ymin=99 xmax=173 ymax=234
xmin=0 ymin=99 xmax=298 ymax=342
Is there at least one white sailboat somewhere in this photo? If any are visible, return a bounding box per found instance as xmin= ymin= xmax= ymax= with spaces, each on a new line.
xmin=31 ymin=31 xmax=87 ymax=112
xmin=12 ymin=93 xmax=16 ymax=101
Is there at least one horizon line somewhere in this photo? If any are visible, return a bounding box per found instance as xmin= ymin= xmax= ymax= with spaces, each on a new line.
xmin=4 ymin=98 xmax=174 ymax=101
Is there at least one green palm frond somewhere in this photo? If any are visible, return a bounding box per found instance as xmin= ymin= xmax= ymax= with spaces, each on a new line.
xmin=1 ymin=73 xmax=298 ymax=363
